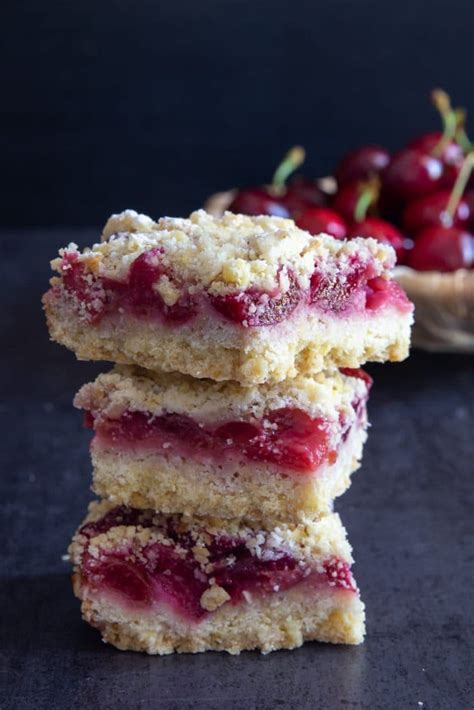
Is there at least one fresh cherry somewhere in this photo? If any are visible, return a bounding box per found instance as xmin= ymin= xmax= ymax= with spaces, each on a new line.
xmin=227 ymin=188 xmax=290 ymax=218
xmin=228 ymin=146 xmax=306 ymax=218
xmin=464 ymin=190 xmax=474 ymax=227
xmin=347 ymin=217 xmax=411 ymax=264
xmin=331 ymin=182 xmax=365 ymax=223
xmin=296 ymin=207 xmax=347 ymax=239
xmin=405 ymin=90 xmax=464 ymax=190
xmin=402 ymin=190 xmax=470 ymax=234
xmin=285 ymin=176 xmax=327 ymax=208
xmin=408 ymin=226 xmax=474 ymax=272
xmin=335 ymin=145 xmax=390 ymax=186
xmin=382 ymin=148 xmax=445 ymax=204
xmin=408 ymin=131 xmax=464 ymax=171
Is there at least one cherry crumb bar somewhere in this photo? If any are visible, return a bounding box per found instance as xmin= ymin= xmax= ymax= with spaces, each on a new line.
xmin=69 ymin=501 xmax=365 ymax=654
xmin=44 ymin=210 xmax=413 ymax=385
xmin=75 ymin=365 xmax=371 ymax=523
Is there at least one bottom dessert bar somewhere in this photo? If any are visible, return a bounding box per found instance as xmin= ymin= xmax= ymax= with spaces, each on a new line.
xmin=69 ymin=501 xmax=365 ymax=654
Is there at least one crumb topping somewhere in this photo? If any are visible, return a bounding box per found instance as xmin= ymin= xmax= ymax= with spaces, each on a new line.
xmin=199 ymin=585 xmax=231 ymax=611
xmin=51 ymin=209 xmax=395 ymax=296
xmin=74 ymin=364 xmax=368 ymax=424
xmin=69 ymin=500 xmax=353 ymax=573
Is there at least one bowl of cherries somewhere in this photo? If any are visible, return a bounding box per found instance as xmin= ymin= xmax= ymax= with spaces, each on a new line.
xmin=205 ymin=90 xmax=474 ymax=352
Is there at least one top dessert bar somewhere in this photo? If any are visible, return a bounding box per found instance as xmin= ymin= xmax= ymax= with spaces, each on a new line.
xmin=43 ymin=209 xmax=414 ymax=384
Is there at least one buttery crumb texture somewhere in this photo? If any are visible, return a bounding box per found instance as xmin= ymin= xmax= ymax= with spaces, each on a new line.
xmin=51 ymin=209 xmax=395 ymax=296
xmin=74 ymin=364 xmax=368 ymax=424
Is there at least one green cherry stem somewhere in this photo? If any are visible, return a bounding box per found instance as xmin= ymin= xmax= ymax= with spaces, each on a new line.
xmin=431 ymin=89 xmax=457 ymax=158
xmin=454 ymin=108 xmax=473 ymax=154
xmin=354 ymin=177 xmax=380 ymax=223
xmin=445 ymin=151 xmax=474 ymax=222
xmin=271 ymin=146 xmax=306 ymax=191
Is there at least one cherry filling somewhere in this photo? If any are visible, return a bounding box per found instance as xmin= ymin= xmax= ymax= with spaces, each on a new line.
xmin=57 ymin=248 xmax=410 ymax=327
xmin=79 ymin=506 xmax=357 ymax=621
xmin=87 ymin=406 xmax=339 ymax=473
xmin=210 ymin=271 xmax=302 ymax=326
xmin=60 ymin=249 xmax=196 ymax=325
xmin=310 ymin=259 xmax=412 ymax=315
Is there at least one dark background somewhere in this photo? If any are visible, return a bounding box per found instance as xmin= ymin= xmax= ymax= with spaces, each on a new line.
xmin=2 ymin=0 xmax=474 ymax=227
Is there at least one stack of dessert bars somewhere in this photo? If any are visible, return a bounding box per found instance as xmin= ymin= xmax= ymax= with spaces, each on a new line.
xmin=43 ymin=209 xmax=413 ymax=655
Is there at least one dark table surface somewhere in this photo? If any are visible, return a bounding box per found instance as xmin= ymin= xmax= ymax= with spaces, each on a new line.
xmin=1 ymin=229 xmax=473 ymax=710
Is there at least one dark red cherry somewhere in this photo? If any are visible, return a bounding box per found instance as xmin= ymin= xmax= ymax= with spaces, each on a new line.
xmin=286 ymin=176 xmax=327 ymax=207
xmin=463 ymin=190 xmax=474 ymax=227
xmin=227 ymin=188 xmax=290 ymax=218
xmin=347 ymin=217 xmax=410 ymax=264
xmin=382 ymin=148 xmax=445 ymax=204
xmin=331 ymin=182 xmax=365 ymax=223
xmin=408 ymin=132 xmax=464 ymax=168
xmin=402 ymin=190 xmax=471 ymax=234
xmin=408 ymin=226 xmax=474 ymax=272
xmin=279 ymin=191 xmax=313 ymax=217
xmin=335 ymin=145 xmax=390 ymax=186
xmin=296 ymin=207 xmax=347 ymax=239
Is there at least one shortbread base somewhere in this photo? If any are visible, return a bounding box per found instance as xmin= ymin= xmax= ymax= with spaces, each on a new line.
xmin=45 ymin=293 xmax=412 ymax=384
xmin=75 ymin=579 xmax=365 ymax=654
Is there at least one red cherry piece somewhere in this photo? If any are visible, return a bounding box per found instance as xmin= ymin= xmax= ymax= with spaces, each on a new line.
xmin=215 ymin=420 xmax=262 ymax=444
xmin=126 ymin=248 xmax=195 ymax=323
xmin=228 ymin=188 xmax=290 ymax=217
xmin=210 ymin=272 xmax=301 ymax=326
xmin=347 ymin=217 xmax=408 ymax=263
xmin=402 ymin=190 xmax=471 ymax=234
xmin=335 ymin=145 xmax=390 ymax=186
xmin=323 ymin=558 xmax=356 ymax=591
xmin=61 ymin=252 xmax=107 ymax=321
xmin=310 ymin=262 xmax=368 ymax=313
xmin=296 ymin=207 xmax=347 ymax=239
xmin=382 ymin=148 xmax=445 ymax=204
xmin=99 ymin=559 xmax=152 ymax=604
xmin=340 ymin=368 xmax=373 ymax=388
xmin=408 ymin=226 xmax=474 ymax=272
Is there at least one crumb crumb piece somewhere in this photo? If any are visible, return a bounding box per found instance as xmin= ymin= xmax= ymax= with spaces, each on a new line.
xmin=200 ymin=585 xmax=231 ymax=611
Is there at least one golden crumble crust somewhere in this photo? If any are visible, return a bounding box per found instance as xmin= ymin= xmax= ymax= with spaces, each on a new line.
xmin=70 ymin=500 xmax=353 ymax=570
xmin=50 ymin=208 xmax=395 ymax=296
xmin=74 ymin=364 xmax=368 ymax=423
xmin=77 ymin=585 xmax=365 ymax=653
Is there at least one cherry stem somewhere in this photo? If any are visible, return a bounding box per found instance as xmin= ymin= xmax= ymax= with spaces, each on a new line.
xmin=454 ymin=108 xmax=473 ymax=154
xmin=445 ymin=151 xmax=474 ymax=222
xmin=431 ymin=89 xmax=457 ymax=157
xmin=354 ymin=177 xmax=380 ymax=222
xmin=272 ymin=146 xmax=306 ymax=190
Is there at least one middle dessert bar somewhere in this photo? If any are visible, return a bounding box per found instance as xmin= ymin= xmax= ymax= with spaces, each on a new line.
xmin=75 ymin=365 xmax=371 ymax=522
